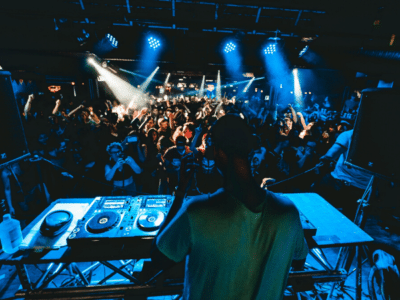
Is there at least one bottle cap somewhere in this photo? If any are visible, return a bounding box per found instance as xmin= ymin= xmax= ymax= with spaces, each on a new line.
xmin=3 ymin=214 xmax=11 ymax=220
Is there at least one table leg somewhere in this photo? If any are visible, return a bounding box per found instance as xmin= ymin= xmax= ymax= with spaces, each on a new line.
xmin=356 ymin=246 xmax=362 ymax=300
xmin=16 ymin=264 xmax=32 ymax=291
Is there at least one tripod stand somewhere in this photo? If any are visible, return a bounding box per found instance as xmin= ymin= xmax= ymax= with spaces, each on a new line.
xmin=327 ymin=176 xmax=377 ymax=300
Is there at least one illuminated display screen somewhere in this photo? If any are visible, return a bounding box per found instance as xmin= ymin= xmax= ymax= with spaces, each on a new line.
xmin=103 ymin=200 xmax=125 ymax=209
xmin=146 ymin=198 xmax=167 ymax=208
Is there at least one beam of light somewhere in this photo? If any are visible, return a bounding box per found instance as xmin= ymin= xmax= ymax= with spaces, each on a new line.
xmin=223 ymin=42 xmax=243 ymax=81
xmin=139 ymin=66 xmax=160 ymax=93
xmin=119 ymin=68 xmax=163 ymax=84
xmin=216 ymin=70 xmax=221 ymax=100
xmin=262 ymin=41 xmax=292 ymax=106
xmin=235 ymin=77 xmax=265 ymax=100
xmin=243 ymin=77 xmax=255 ymax=93
xmin=164 ymin=73 xmax=170 ymax=85
xmin=90 ymin=59 xmax=143 ymax=111
xmin=293 ymin=68 xmax=304 ymax=108
xmin=140 ymin=35 xmax=162 ymax=73
xmin=199 ymin=75 xmax=205 ymax=97
xmin=172 ymin=77 xmax=264 ymax=100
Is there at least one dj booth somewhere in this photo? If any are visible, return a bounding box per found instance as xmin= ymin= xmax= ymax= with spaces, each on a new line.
xmin=0 ymin=193 xmax=373 ymax=300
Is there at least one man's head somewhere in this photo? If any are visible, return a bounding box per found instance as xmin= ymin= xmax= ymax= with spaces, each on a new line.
xmin=211 ymin=114 xmax=255 ymax=174
xmin=158 ymin=117 xmax=169 ymax=130
xmin=175 ymin=136 xmax=187 ymax=155
xmin=183 ymin=122 xmax=195 ymax=140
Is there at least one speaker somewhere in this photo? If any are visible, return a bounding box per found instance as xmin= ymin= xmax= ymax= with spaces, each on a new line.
xmin=345 ymin=88 xmax=400 ymax=180
xmin=0 ymin=71 xmax=30 ymax=168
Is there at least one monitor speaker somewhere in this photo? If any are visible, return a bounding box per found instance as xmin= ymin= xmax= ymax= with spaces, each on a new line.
xmin=346 ymin=88 xmax=400 ymax=180
xmin=0 ymin=71 xmax=30 ymax=168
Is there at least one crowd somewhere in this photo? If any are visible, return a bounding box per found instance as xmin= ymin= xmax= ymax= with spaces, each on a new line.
xmin=1 ymin=89 xmax=360 ymax=227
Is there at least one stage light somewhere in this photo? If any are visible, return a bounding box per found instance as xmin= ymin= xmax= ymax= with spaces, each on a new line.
xmin=299 ymin=45 xmax=309 ymax=57
xmin=224 ymin=42 xmax=236 ymax=53
xmin=264 ymin=43 xmax=277 ymax=55
xmin=106 ymin=34 xmax=118 ymax=48
xmin=87 ymin=58 xmax=95 ymax=65
xmin=101 ymin=61 xmax=108 ymax=68
xmin=148 ymin=37 xmax=161 ymax=50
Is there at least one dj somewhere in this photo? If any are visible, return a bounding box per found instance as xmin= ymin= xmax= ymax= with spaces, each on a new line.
xmin=151 ymin=114 xmax=308 ymax=300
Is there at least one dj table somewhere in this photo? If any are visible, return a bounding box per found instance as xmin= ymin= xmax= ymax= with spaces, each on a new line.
xmin=0 ymin=193 xmax=373 ymax=300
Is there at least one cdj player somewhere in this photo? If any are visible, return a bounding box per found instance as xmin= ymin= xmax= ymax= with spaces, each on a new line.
xmin=67 ymin=195 xmax=174 ymax=248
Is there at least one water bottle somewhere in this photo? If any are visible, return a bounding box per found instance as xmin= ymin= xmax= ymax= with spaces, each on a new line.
xmin=0 ymin=214 xmax=23 ymax=254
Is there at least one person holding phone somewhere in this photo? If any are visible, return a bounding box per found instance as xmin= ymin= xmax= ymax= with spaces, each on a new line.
xmin=104 ymin=142 xmax=142 ymax=196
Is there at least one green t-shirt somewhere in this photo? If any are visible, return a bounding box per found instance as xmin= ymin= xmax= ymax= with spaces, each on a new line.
xmin=156 ymin=189 xmax=308 ymax=300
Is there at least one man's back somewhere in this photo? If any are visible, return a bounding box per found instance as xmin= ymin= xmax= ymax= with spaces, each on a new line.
xmin=156 ymin=189 xmax=308 ymax=300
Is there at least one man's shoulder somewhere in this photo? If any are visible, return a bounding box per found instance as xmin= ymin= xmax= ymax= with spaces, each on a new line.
xmin=184 ymin=188 xmax=225 ymax=212
xmin=266 ymin=192 xmax=299 ymax=215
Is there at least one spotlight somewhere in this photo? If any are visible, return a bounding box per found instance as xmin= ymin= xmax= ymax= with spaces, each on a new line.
xmin=148 ymin=37 xmax=161 ymax=50
xmin=224 ymin=42 xmax=237 ymax=53
xmin=87 ymin=58 xmax=95 ymax=65
xmin=264 ymin=43 xmax=277 ymax=55
xmin=106 ymin=34 xmax=118 ymax=49
xmin=299 ymin=45 xmax=309 ymax=57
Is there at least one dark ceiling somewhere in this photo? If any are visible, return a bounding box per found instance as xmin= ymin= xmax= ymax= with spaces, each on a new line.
xmin=0 ymin=0 xmax=399 ymax=75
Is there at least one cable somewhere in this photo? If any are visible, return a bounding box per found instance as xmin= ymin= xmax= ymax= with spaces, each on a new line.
xmin=265 ymin=162 xmax=324 ymax=188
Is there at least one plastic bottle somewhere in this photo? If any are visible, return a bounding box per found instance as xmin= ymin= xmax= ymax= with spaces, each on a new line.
xmin=0 ymin=214 xmax=23 ymax=254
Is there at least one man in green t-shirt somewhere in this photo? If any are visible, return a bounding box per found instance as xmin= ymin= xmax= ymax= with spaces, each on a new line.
xmin=151 ymin=114 xmax=308 ymax=300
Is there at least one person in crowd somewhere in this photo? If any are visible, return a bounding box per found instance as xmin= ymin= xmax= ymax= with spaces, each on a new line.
xmin=11 ymin=85 xmax=363 ymax=231
xmin=104 ymin=142 xmax=142 ymax=196
xmin=189 ymin=126 xmax=223 ymax=195
xmin=141 ymin=128 xmax=160 ymax=194
xmin=151 ymin=114 xmax=308 ymax=300
xmin=342 ymin=92 xmax=360 ymax=113
xmin=1 ymin=159 xmax=51 ymax=228
xmin=311 ymin=129 xmax=373 ymax=219
xmin=161 ymin=136 xmax=192 ymax=194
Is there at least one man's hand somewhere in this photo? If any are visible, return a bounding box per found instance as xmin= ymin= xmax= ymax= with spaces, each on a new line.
xmin=124 ymin=156 xmax=135 ymax=166
xmin=194 ymin=125 xmax=202 ymax=136
xmin=9 ymin=206 xmax=16 ymax=217
xmin=115 ymin=158 xmax=124 ymax=169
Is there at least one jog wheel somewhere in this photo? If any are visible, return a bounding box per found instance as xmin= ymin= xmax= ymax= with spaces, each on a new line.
xmin=87 ymin=211 xmax=120 ymax=234
xmin=137 ymin=211 xmax=165 ymax=231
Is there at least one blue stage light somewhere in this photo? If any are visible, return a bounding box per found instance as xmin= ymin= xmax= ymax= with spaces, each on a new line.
xmin=299 ymin=45 xmax=309 ymax=57
xmin=106 ymin=33 xmax=118 ymax=49
xmin=224 ymin=42 xmax=237 ymax=53
xmin=148 ymin=37 xmax=161 ymax=50
xmin=264 ymin=43 xmax=277 ymax=55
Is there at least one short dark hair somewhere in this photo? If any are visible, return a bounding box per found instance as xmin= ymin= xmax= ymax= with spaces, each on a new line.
xmin=211 ymin=114 xmax=255 ymax=158
xmin=175 ymin=135 xmax=187 ymax=146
